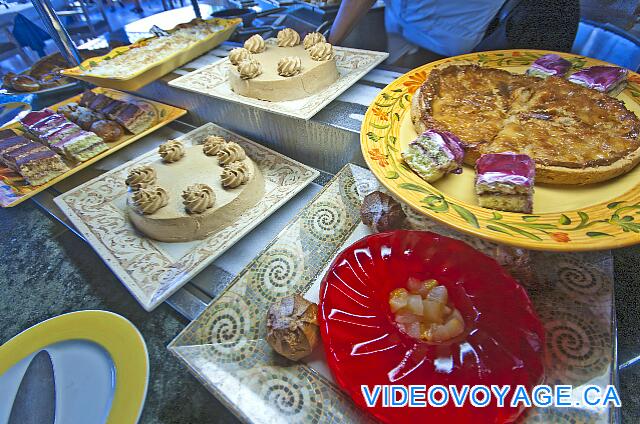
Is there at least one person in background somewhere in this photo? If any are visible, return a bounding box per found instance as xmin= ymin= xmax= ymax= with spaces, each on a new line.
xmin=328 ymin=0 xmax=580 ymax=67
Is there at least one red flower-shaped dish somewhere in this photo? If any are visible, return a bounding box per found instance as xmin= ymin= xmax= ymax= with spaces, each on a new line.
xmin=318 ymin=230 xmax=544 ymax=423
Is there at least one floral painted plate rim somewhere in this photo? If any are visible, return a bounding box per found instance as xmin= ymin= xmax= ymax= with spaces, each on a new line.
xmin=361 ymin=49 xmax=640 ymax=251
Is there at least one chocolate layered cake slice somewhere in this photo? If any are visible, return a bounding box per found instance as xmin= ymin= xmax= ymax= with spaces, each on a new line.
xmin=0 ymin=135 xmax=31 ymax=163
xmin=78 ymin=90 xmax=97 ymax=107
xmin=101 ymin=99 xmax=127 ymax=118
xmin=112 ymin=102 xmax=156 ymax=134
xmin=0 ymin=128 xmax=19 ymax=140
xmin=88 ymin=93 xmax=114 ymax=110
xmin=475 ymin=153 xmax=535 ymax=213
xmin=2 ymin=143 xmax=69 ymax=185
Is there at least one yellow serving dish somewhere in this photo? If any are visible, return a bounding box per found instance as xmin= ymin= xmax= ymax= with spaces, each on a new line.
xmin=0 ymin=87 xmax=186 ymax=207
xmin=361 ymin=50 xmax=640 ymax=251
xmin=62 ymin=18 xmax=240 ymax=91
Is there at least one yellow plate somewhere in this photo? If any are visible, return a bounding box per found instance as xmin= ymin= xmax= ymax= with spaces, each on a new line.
xmin=0 ymin=87 xmax=186 ymax=207
xmin=0 ymin=310 xmax=148 ymax=424
xmin=361 ymin=49 xmax=640 ymax=251
xmin=62 ymin=18 xmax=240 ymax=91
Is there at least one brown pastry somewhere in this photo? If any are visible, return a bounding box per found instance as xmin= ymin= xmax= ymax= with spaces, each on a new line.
xmin=10 ymin=74 xmax=40 ymax=92
xmin=38 ymin=70 xmax=65 ymax=88
xmin=90 ymin=120 xmax=124 ymax=142
xmin=360 ymin=191 xmax=406 ymax=232
xmin=2 ymin=72 xmax=16 ymax=89
xmin=266 ymin=294 xmax=319 ymax=361
xmin=493 ymin=245 xmax=535 ymax=284
xmin=57 ymin=103 xmax=79 ymax=120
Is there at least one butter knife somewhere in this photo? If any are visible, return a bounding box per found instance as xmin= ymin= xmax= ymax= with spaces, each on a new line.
xmin=7 ymin=350 xmax=56 ymax=424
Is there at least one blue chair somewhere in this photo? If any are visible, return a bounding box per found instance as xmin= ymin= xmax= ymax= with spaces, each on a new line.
xmin=572 ymin=19 xmax=640 ymax=71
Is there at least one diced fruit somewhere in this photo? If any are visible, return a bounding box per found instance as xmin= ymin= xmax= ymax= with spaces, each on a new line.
xmin=423 ymin=299 xmax=445 ymax=324
xmin=407 ymin=294 xmax=424 ymax=315
xmin=395 ymin=310 xmax=420 ymax=324
xmin=427 ymin=285 xmax=448 ymax=304
xmin=407 ymin=277 xmax=422 ymax=293
xmin=430 ymin=315 xmax=465 ymax=342
xmin=389 ymin=288 xmax=409 ymax=312
xmin=407 ymin=277 xmax=438 ymax=296
xmin=405 ymin=321 xmax=421 ymax=339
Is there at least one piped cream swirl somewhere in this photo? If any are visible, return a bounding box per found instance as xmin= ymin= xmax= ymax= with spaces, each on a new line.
xmin=182 ymin=183 xmax=215 ymax=214
xmin=309 ymin=42 xmax=335 ymax=61
xmin=221 ymin=162 xmax=250 ymax=188
xmin=244 ymin=34 xmax=265 ymax=53
xmin=158 ymin=139 xmax=185 ymax=163
xmin=203 ymin=135 xmax=226 ymax=156
xmin=303 ymin=32 xmax=325 ymax=50
xmin=217 ymin=142 xmax=247 ymax=165
xmin=277 ymin=28 xmax=300 ymax=47
xmin=229 ymin=47 xmax=251 ymax=65
xmin=277 ymin=56 xmax=302 ymax=77
xmin=131 ymin=186 xmax=168 ymax=214
xmin=125 ymin=165 xmax=156 ymax=190
xmin=238 ymin=58 xmax=262 ymax=80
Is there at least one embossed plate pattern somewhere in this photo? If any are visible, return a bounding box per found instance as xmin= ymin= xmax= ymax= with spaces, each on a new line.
xmin=169 ymin=164 xmax=615 ymax=424
xmin=53 ymin=123 xmax=318 ymax=311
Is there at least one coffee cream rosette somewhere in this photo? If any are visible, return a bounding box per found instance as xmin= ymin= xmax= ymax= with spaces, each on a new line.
xmin=126 ymin=136 xmax=265 ymax=242
xmin=227 ymin=27 xmax=339 ymax=102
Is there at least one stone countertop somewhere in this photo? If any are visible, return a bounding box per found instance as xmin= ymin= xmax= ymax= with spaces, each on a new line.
xmin=1 ymin=200 xmax=639 ymax=423
xmin=0 ymin=202 xmax=239 ymax=424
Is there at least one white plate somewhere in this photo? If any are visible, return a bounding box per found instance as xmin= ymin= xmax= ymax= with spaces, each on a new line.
xmin=54 ymin=123 xmax=319 ymax=311
xmin=168 ymin=40 xmax=388 ymax=120
xmin=0 ymin=310 xmax=148 ymax=424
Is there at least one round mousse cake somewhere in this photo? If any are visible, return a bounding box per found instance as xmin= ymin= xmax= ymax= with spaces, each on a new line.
xmin=125 ymin=136 xmax=265 ymax=242
xmin=227 ymin=29 xmax=340 ymax=101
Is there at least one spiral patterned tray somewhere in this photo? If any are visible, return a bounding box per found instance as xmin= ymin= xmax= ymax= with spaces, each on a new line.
xmin=169 ymin=164 xmax=616 ymax=424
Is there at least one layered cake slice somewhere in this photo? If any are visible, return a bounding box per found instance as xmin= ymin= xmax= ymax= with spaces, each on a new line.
xmin=50 ymin=130 xmax=108 ymax=162
xmin=1 ymin=141 xmax=69 ymax=185
xmin=78 ymin=90 xmax=156 ymax=134
xmin=78 ymin=90 xmax=97 ymax=107
xmin=0 ymin=135 xmax=31 ymax=160
xmin=526 ymin=54 xmax=571 ymax=78
xmin=111 ymin=102 xmax=156 ymax=134
xmin=21 ymin=109 xmax=108 ymax=162
xmin=568 ymin=66 xmax=628 ymax=95
xmin=475 ymin=153 xmax=535 ymax=213
xmin=402 ymin=129 xmax=465 ymax=182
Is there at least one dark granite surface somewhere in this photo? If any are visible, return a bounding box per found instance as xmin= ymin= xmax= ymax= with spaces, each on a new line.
xmin=0 ymin=201 xmax=240 ymax=424
xmin=1 ymin=200 xmax=638 ymax=423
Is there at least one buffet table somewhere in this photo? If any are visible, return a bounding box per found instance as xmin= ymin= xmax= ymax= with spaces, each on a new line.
xmin=28 ymin=42 xmax=401 ymax=319
xmin=6 ymin=41 xmax=635 ymax=423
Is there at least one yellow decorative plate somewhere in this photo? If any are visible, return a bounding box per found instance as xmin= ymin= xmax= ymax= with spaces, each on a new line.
xmin=0 ymin=310 xmax=148 ymax=424
xmin=361 ymin=49 xmax=640 ymax=251
xmin=0 ymin=87 xmax=186 ymax=207
xmin=62 ymin=18 xmax=240 ymax=91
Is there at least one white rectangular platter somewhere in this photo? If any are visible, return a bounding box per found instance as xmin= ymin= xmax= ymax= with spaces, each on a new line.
xmin=54 ymin=122 xmax=319 ymax=311
xmin=168 ymin=40 xmax=389 ymax=120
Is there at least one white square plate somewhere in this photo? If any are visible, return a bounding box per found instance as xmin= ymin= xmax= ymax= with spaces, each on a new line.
xmin=168 ymin=40 xmax=388 ymax=120
xmin=54 ymin=123 xmax=319 ymax=311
